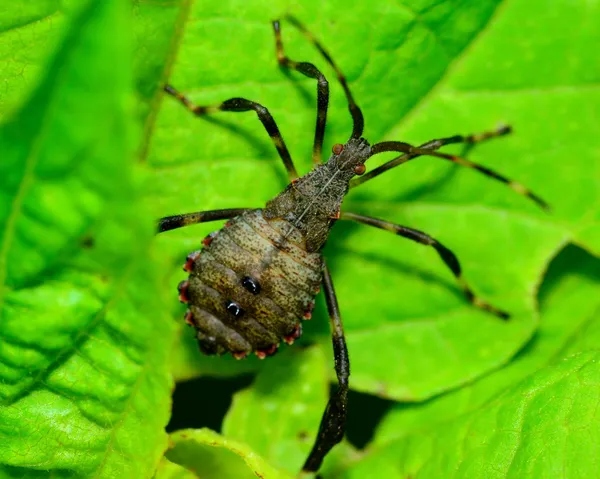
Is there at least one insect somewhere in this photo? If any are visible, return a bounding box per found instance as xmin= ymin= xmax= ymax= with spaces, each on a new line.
xmin=157 ymin=16 xmax=548 ymax=475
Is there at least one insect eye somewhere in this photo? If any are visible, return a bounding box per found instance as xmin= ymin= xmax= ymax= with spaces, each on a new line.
xmin=242 ymin=276 xmax=261 ymax=294
xmin=225 ymin=300 xmax=244 ymax=318
xmin=332 ymin=143 xmax=344 ymax=155
xmin=353 ymin=164 xmax=366 ymax=175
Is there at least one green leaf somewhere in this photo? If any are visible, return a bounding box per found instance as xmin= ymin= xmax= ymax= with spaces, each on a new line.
xmin=373 ymin=244 xmax=600 ymax=445
xmin=334 ymin=351 xmax=600 ymax=478
xmin=0 ymin=2 xmax=60 ymax=33
xmin=149 ymin=0 xmax=596 ymax=401
xmin=0 ymin=2 xmax=64 ymax=121
xmin=0 ymin=0 xmax=175 ymax=477
xmin=165 ymin=429 xmax=292 ymax=479
xmin=0 ymin=0 xmax=186 ymax=127
xmin=132 ymin=0 xmax=191 ymax=150
xmin=223 ymin=346 xmax=329 ymax=474
xmin=3 ymin=0 xmax=597 ymax=476
xmin=327 ymin=208 xmax=564 ymax=399
xmin=154 ymin=457 xmax=198 ymax=479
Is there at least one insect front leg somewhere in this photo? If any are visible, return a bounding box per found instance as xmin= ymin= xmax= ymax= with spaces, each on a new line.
xmin=369 ymin=139 xmax=549 ymax=210
xmin=340 ymin=212 xmax=510 ymax=319
xmin=351 ymin=125 xmax=512 ymax=188
xmin=163 ymin=84 xmax=299 ymax=180
xmin=157 ymin=208 xmax=253 ymax=233
xmin=302 ymin=261 xmax=350 ymax=474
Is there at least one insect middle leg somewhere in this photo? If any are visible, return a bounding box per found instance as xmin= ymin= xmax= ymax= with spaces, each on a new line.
xmin=157 ymin=208 xmax=253 ymax=233
xmin=340 ymin=212 xmax=509 ymax=319
xmin=302 ymin=261 xmax=350 ymax=473
xmin=163 ymin=85 xmax=299 ymax=180
xmin=351 ymin=125 xmax=511 ymax=188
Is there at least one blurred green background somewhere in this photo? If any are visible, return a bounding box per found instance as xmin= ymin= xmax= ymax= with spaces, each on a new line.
xmin=1 ymin=0 xmax=599 ymax=477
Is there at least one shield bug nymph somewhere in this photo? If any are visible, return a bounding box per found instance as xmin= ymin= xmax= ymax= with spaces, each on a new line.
xmin=157 ymin=16 xmax=548 ymax=475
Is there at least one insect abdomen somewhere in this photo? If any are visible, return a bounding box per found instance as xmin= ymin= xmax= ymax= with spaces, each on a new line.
xmin=182 ymin=209 xmax=323 ymax=359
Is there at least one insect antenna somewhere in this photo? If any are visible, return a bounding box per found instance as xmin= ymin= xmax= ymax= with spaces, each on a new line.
xmin=285 ymin=15 xmax=364 ymax=139
xmin=369 ymin=140 xmax=550 ymax=210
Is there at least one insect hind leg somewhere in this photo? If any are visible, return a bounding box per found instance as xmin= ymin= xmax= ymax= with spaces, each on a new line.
xmin=302 ymin=261 xmax=350 ymax=473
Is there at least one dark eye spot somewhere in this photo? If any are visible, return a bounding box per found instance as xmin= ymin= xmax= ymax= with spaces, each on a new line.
xmin=225 ymin=300 xmax=244 ymax=318
xmin=242 ymin=276 xmax=261 ymax=295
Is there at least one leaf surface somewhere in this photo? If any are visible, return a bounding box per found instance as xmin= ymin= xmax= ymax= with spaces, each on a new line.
xmin=222 ymin=346 xmax=330 ymax=474
xmin=149 ymin=0 xmax=597 ymax=400
xmin=333 ymin=351 xmax=600 ymax=478
xmin=165 ymin=429 xmax=292 ymax=479
xmin=373 ymin=245 xmax=600 ymax=445
xmin=0 ymin=1 xmax=175 ymax=477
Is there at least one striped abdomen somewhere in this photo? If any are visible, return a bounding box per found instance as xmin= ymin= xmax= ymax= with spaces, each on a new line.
xmin=180 ymin=209 xmax=323 ymax=359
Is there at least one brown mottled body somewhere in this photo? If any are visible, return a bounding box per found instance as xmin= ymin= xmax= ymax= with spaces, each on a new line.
xmin=158 ymin=15 xmax=548 ymax=477
xmin=185 ymin=209 xmax=323 ymax=357
xmin=180 ymin=137 xmax=371 ymax=358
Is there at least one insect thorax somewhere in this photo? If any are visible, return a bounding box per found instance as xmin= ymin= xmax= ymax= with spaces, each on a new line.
xmin=265 ymin=137 xmax=372 ymax=252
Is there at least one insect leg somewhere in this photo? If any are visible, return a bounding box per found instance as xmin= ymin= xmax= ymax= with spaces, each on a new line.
xmin=273 ymin=20 xmax=329 ymax=166
xmin=285 ymin=15 xmax=364 ymax=139
xmin=164 ymin=85 xmax=299 ymax=180
xmin=340 ymin=212 xmax=510 ymax=319
xmin=370 ymin=139 xmax=549 ymax=210
xmin=157 ymin=208 xmax=252 ymax=233
xmin=302 ymin=261 xmax=349 ymax=473
xmin=351 ymin=125 xmax=511 ymax=188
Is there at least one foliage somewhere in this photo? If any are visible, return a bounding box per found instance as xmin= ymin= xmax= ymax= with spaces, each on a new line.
xmin=0 ymin=0 xmax=598 ymax=477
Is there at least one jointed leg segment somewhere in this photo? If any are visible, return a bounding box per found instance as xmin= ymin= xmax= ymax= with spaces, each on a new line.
xmin=369 ymin=138 xmax=549 ymax=210
xmin=283 ymin=15 xmax=364 ymax=140
xmin=157 ymin=208 xmax=253 ymax=233
xmin=351 ymin=125 xmax=511 ymax=188
xmin=164 ymin=85 xmax=299 ymax=180
xmin=341 ymin=212 xmax=510 ymax=319
xmin=303 ymin=261 xmax=350 ymax=473
xmin=273 ymin=20 xmax=329 ymax=165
